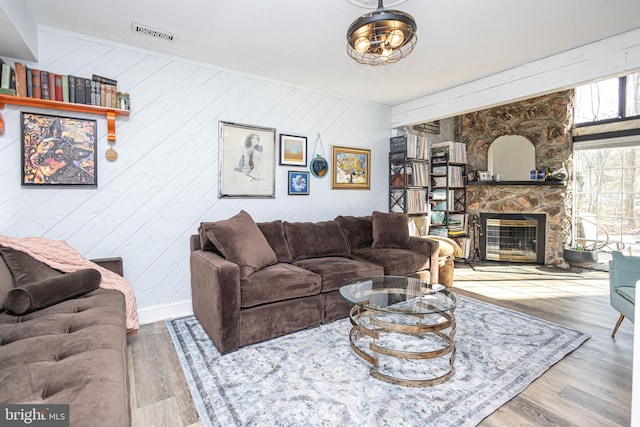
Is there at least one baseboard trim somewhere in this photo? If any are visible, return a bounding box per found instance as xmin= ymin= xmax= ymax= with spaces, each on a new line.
xmin=138 ymin=300 xmax=193 ymax=325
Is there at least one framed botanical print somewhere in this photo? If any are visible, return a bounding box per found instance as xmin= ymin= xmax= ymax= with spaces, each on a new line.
xmin=219 ymin=121 xmax=276 ymax=198
xmin=21 ymin=112 xmax=97 ymax=186
xmin=331 ymin=146 xmax=370 ymax=190
xmin=279 ymin=134 xmax=307 ymax=166
xmin=288 ymin=170 xmax=309 ymax=195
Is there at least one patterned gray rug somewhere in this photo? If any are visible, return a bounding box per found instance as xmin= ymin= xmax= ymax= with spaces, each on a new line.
xmin=166 ymin=296 xmax=589 ymax=427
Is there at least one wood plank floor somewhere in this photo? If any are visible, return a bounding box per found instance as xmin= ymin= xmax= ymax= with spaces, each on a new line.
xmin=126 ymin=263 xmax=634 ymax=426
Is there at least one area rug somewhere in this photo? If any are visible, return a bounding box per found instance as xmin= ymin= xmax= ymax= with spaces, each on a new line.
xmin=464 ymin=263 xmax=584 ymax=278
xmin=166 ymin=296 xmax=589 ymax=427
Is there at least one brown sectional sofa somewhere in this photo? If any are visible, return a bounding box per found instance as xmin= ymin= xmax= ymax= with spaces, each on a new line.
xmin=0 ymin=249 xmax=130 ymax=427
xmin=190 ymin=210 xmax=439 ymax=354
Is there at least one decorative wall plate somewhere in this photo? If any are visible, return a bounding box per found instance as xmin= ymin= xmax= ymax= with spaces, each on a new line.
xmin=310 ymin=154 xmax=328 ymax=178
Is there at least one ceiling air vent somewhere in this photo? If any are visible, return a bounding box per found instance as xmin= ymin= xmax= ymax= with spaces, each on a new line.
xmin=131 ymin=23 xmax=175 ymax=41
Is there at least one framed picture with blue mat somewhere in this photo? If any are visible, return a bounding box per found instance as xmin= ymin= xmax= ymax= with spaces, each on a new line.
xmin=287 ymin=171 xmax=309 ymax=195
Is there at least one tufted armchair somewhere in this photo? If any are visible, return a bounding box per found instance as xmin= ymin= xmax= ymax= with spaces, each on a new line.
xmin=609 ymin=251 xmax=639 ymax=337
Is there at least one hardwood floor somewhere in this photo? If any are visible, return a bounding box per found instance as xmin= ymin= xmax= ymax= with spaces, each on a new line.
xmin=126 ymin=263 xmax=634 ymax=426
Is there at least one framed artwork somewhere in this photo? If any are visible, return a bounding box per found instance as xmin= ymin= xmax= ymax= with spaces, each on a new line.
xmin=287 ymin=171 xmax=309 ymax=195
xmin=219 ymin=121 xmax=276 ymax=198
xmin=279 ymin=134 xmax=307 ymax=166
xmin=331 ymin=146 xmax=370 ymax=190
xmin=478 ymin=171 xmax=493 ymax=181
xmin=21 ymin=112 xmax=97 ymax=186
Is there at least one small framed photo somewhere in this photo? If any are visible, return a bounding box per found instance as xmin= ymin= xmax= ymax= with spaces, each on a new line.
xmin=288 ymin=171 xmax=309 ymax=195
xmin=21 ymin=112 xmax=97 ymax=186
xmin=478 ymin=171 xmax=493 ymax=181
xmin=331 ymin=146 xmax=371 ymax=190
xmin=279 ymin=134 xmax=307 ymax=166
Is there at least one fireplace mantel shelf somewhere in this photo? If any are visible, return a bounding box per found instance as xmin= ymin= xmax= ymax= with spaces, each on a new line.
xmin=468 ymin=181 xmax=566 ymax=186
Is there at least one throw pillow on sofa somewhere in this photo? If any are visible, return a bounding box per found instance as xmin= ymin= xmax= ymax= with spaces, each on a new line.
xmin=334 ymin=215 xmax=373 ymax=251
xmin=5 ymin=268 xmax=101 ymax=315
xmin=201 ymin=210 xmax=278 ymax=279
xmin=0 ymin=245 xmax=63 ymax=285
xmin=284 ymin=220 xmax=351 ymax=261
xmin=257 ymin=220 xmax=293 ymax=263
xmin=371 ymin=211 xmax=410 ymax=249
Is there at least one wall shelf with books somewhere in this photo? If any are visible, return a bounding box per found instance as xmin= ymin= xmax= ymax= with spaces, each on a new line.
xmin=0 ymin=94 xmax=129 ymax=142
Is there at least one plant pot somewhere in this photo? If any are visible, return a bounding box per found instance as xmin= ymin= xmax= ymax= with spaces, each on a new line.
xmin=563 ymin=248 xmax=598 ymax=267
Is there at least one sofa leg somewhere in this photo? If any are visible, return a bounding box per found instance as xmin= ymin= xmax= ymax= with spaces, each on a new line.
xmin=611 ymin=314 xmax=625 ymax=338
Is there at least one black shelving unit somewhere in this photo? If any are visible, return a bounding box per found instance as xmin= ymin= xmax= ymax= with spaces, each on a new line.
xmin=429 ymin=152 xmax=467 ymax=238
xmin=389 ymin=151 xmax=429 ymax=215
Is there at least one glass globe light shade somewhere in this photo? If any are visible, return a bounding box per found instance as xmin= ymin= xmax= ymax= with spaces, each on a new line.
xmin=387 ymin=29 xmax=404 ymax=48
xmin=355 ymin=36 xmax=371 ymax=53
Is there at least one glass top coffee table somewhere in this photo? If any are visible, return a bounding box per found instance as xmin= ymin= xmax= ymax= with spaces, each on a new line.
xmin=340 ymin=276 xmax=457 ymax=387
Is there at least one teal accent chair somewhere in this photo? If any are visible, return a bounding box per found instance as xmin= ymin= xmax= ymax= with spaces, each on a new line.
xmin=609 ymin=251 xmax=638 ymax=337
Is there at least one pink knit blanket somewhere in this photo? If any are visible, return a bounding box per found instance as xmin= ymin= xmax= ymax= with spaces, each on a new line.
xmin=0 ymin=235 xmax=139 ymax=333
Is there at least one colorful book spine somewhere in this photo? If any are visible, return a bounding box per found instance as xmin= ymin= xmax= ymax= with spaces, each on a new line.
xmin=26 ymin=67 xmax=33 ymax=98
xmin=14 ymin=63 xmax=27 ymax=97
xmin=40 ymin=70 xmax=50 ymax=100
xmin=0 ymin=64 xmax=10 ymax=89
xmin=48 ymin=72 xmax=56 ymax=100
xmin=31 ymin=69 xmax=41 ymax=98
xmin=62 ymin=75 xmax=69 ymax=102
xmin=68 ymin=75 xmax=76 ymax=103
xmin=54 ymin=74 xmax=63 ymax=101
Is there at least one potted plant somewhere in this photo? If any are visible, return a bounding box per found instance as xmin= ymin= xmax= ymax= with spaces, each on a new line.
xmin=563 ymin=244 xmax=598 ymax=267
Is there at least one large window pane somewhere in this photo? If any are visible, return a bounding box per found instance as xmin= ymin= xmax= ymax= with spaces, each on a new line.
xmin=626 ymin=72 xmax=640 ymax=117
xmin=574 ymin=77 xmax=620 ymax=123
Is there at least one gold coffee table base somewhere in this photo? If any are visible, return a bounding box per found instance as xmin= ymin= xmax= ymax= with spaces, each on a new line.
xmin=349 ymin=304 xmax=456 ymax=387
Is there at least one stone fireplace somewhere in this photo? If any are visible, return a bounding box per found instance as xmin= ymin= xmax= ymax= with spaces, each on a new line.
xmin=456 ymin=90 xmax=574 ymax=266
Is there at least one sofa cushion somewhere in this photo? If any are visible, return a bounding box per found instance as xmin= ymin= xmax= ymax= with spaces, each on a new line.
xmin=257 ymin=220 xmax=293 ymax=263
xmin=240 ymin=263 xmax=321 ymax=308
xmin=284 ymin=221 xmax=351 ymax=261
xmin=334 ymin=215 xmax=373 ymax=251
xmin=0 ymin=256 xmax=13 ymax=312
xmin=201 ymin=210 xmax=278 ymax=279
xmin=371 ymin=211 xmax=410 ymax=249
xmin=0 ymin=288 xmax=129 ymax=427
xmin=5 ymin=269 xmax=101 ymax=315
xmin=292 ymin=256 xmax=383 ymax=293
xmin=0 ymin=245 xmax=63 ymax=285
xmin=352 ymin=247 xmax=431 ymax=276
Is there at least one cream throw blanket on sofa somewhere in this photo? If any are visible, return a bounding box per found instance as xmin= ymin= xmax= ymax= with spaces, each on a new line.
xmin=0 ymin=235 xmax=139 ymax=333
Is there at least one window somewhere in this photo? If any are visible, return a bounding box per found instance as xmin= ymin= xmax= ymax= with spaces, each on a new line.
xmin=574 ymin=72 xmax=640 ymax=125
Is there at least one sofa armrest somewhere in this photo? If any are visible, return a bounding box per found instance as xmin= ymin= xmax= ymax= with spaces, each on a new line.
xmin=91 ymin=257 xmax=123 ymax=277
xmin=407 ymin=237 xmax=440 ymax=285
xmin=190 ymin=250 xmax=241 ymax=354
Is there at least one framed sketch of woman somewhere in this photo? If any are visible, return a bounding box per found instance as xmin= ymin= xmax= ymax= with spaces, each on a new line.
xmin=218 ymin=121 xmax=276 ymax=198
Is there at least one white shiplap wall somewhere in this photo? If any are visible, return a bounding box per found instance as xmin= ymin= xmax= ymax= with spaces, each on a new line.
xmin=0 ymin=27 xmax=391 ymax=322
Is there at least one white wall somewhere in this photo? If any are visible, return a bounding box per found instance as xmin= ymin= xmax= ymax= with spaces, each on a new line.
xmin=0 ymin=27 xmax=391 ymax=322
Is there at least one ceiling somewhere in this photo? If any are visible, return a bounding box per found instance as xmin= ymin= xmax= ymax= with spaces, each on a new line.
xmin=4 ymin=0 xmax=640 ymax=106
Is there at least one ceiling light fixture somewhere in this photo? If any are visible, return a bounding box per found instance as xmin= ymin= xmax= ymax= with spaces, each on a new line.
xmin=346 ymin=0 xmax=417 ymax=66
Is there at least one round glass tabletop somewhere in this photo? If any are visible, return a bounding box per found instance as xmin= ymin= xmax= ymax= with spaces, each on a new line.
xmin=340 ymin=276 xmax=456 ymax=315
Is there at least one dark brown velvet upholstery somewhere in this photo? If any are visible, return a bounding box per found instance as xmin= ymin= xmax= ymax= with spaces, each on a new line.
xmin=0 ymin=255 xmax=13 ymax=311
xmin=0 ymin=245 xmax=63 ymax=285
xmin=201 ymin=210 xmax=278 ymax=279
xmin=0 ymin=255 xmax=130 ymax=427
xmin=293 ymin=256 xmax=383 ymax=293
xmin=334 ymin=215 xmax=373 ymax=251
xmin=190 ymin=211 xmax=439 ymax=354
xmin=240 ymin=263 xmax=321 ymax=308
xmin=284 ymin=220 xmax=351 ymax=261
xmin=5 ymin=269 xmax=101 ymax=315
xmin=239 ymin=296 xmax=322 ymax=347
xmin=257 ymin=220 xmax=293 ymax=263
xmin=371 ymin=211 xmax=410 ymax=249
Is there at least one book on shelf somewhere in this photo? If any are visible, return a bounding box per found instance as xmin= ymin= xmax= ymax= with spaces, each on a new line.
xmin=62 ymin=75 xmax=69 ymax=102
xmin=84 ymin=78 xmax=91 ymax=105
xmin=75 ymin=76 xmax=85 ymax=104
xmin=14 ymin=63 xmax=27 ymax=97
xmin=389 ymin=134 xmax=428 ymax=160
xmin=26 ymin=67 xmax=33 ymax=98
xmin=40 ymin=70 xmax=50 ymax=100
xmin=92 ymin=74 xmax=117 ymax=86
xmin=1 ymin=63 xmax=11 ymax=89
xmin=0 ymin=87 xmax=16 ymax=95
xmin=48 ymin=72 xmax=56 ymax=101
xmin=431 ymin=141 xmax=467 ymax=163
xmin=31 ymin=69 xmax=41 ymax=98
xmin=68 ymin=75 xmax=76 ymax=103
xmin=54 ymin=74 xmax=63 ymax=101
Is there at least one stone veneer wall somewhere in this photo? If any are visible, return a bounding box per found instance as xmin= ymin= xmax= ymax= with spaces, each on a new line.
xmin=456 ymin=91 xmax=574 ymax=266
